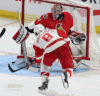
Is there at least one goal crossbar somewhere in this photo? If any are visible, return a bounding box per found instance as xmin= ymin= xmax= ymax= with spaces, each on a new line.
xmin=20 ymin=0 xmax=90 ymax=58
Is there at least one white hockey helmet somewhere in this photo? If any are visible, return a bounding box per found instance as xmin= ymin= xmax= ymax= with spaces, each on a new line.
xmin=34 ymin=24 xmax=45 ymax=36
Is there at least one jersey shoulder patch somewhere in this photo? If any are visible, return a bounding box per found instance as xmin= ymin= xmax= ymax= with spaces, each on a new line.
xmin=43 ymin=13 xmax=52 ymax=19
xmin=43 ymin=13 xmax=48 ymax=19
xmin=37 ymin=13 xmax=49 ymax=21
xmin=37 ymin=15 xmax=42 ymax=22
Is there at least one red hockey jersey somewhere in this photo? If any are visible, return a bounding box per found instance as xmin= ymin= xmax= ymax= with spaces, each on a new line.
xmin=34 ymin=12 xmax=73 ymax=35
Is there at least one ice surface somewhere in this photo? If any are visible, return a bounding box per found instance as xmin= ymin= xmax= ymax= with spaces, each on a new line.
xmin=0 ymin=18 xmax=100 ymax=96
xmin=0 ymin=55 xmax=90 ymax=77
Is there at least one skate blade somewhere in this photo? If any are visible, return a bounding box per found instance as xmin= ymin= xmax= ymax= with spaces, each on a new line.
xmin=38 ymin=89 xmax=47 ymax=95
xmin=61 ymin=73 xmax=69 ymax=89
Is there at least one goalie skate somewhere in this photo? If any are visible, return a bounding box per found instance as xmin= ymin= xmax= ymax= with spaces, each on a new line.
xmin=38 ymin=79 xmax=49 ymax=95
xmin=61 ymin=72 xmax=69 ymax=89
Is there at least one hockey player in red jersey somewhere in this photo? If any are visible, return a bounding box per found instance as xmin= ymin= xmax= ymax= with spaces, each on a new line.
xmin=34 ymin=4 xmax=73 ymax=35
xmin=26 ymin=4 xmax=86 ymax=54
xmin=12 ymin=4 xmax=86 ymax=73
xmin=26 ymin=4 xmax=73 ymax=40
xmin=13 ymin=24 xmax=74 ymax=93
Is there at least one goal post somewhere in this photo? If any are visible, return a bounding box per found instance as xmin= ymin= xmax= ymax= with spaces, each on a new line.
xmin=16 ymin=0 xmax=100 ymax=66
xmin=21 ymin=0 xmax=90 ymax=56
xmin=34 ymin=0 xmax=91 ymax=58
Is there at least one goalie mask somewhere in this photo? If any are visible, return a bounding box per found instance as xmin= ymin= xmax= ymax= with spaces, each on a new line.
xmin=34 ymin=24 xmax=45 ymax=36
xmin=51 ymin=4 xmax=63 ymax=20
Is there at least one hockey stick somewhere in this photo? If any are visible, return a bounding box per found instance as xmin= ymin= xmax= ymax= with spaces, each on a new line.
xmin=16 ymin=1 xmax=29 ymax=66
xmin=8 ymin=61 xmax=39 ymax=72
xmin=0 ymin=28 xmax=6 ymax=38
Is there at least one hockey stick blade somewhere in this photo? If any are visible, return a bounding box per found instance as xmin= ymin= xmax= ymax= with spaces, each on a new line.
xmin=8 ymin=64 xmax=16 ymax=72
xmin=8 ymin=62 xmax=35 ymax=73
xmin=0 ymin=28 xmax=6 ymax=38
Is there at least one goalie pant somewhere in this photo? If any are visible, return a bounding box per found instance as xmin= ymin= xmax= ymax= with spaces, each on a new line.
xmin=33 ymin=29 xmax=74 ymax=82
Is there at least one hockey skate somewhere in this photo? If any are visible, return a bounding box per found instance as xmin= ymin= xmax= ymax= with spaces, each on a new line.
xmin=61 ymin=72 xmax=69 ymax=89
xmin=38 ymin=78 xmax=50 ymax=95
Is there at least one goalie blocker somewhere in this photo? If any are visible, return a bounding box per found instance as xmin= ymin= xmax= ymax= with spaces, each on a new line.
xmin=12 ymin=25 xmax=29 ymax=44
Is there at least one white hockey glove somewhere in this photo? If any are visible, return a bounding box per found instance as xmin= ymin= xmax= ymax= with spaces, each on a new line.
xmin=69 ymin=31 xmax=86 ymax=45
xmin=13 ymin=25 xmax=29 ymax=44
xmin=26 ymin=23 xmax=45 ymax=36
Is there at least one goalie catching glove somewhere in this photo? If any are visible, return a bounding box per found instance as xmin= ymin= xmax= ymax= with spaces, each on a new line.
xmin=13 ymin=25 xmax=29 ymax=44
xmin=68 ymin=31 xmax=86 ymax=45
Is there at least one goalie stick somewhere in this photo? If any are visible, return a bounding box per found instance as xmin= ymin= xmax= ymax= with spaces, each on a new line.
xmin=8 ymin=62 xmax=39 ymax=73
xmin=16 ymin=0 xmax=29 ymax=67
xmin=0 ymin=28 xmax=6 ymax=38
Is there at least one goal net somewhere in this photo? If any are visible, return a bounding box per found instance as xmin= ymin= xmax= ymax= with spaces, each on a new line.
xmin=15 ymin=0 xmax=100 ymax=66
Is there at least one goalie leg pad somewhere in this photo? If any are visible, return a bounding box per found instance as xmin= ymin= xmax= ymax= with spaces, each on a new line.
xmin=73 ymin=58 xmax=90 ymax=70
xmin=15 ymin=57 xmax=26 ymax=68
xmin=14 ymin=55 xmax=36 ymax=68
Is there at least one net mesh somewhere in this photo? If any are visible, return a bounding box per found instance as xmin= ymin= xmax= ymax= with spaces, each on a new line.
xmin=16 ymin=0 xmax=100 ymax=66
